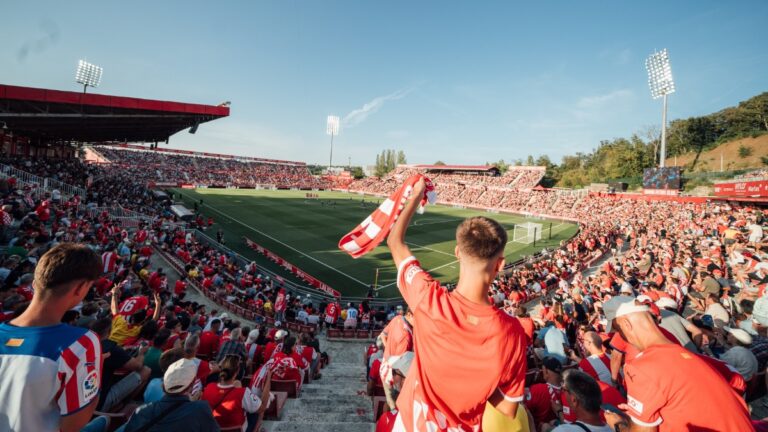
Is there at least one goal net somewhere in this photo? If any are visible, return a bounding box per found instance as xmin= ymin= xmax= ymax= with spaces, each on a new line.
xmin=513 ymin=222 xmax=543 ymax=244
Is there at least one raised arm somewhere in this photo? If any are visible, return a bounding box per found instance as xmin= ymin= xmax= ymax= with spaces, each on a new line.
xmin=387 ymin=178 xmax=426 ymax=268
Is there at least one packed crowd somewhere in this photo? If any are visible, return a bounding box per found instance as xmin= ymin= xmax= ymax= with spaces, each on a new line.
xmin=0 ymin=155 xmax=357 ymax=432
xmin=348 ymin=166 xmax=574 ymax=215
xmin=97 ymin=147 xmax=329 ymax=189
xmin=366 ymin=177 xmax=768 ymax=432
xmin=1 ymin=152 xmax=767 ymax=432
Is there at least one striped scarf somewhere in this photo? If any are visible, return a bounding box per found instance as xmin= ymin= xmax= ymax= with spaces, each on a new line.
xmin=339 ymin=174 xmax=436 ymax=258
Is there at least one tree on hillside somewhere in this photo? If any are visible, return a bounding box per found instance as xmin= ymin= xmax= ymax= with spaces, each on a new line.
xmin=526 ymin=155 xmax=535 ymax=166
xmin=374 ymin=149 xmax=407 ymax=177
xmin=434 ymin=160 xmax=446 ymax=166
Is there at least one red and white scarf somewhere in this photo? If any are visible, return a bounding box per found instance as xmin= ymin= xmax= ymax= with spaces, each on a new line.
xmin=338 ymin=174 xmax=436 ymax=258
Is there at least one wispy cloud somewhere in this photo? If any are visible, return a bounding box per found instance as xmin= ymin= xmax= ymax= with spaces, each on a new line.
xmin=576 ymin=89 xmax=633 ymax=109
xmin=343 ymin=88 xmax=413 ymax=128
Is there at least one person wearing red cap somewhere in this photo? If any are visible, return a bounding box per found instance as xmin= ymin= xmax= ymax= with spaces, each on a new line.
xmin=602 ymin=296 xmax=752 ymax=431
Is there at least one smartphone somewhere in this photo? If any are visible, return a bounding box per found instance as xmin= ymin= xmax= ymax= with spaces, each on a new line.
xmin=601 ymin=404 xmax=623 ymax=415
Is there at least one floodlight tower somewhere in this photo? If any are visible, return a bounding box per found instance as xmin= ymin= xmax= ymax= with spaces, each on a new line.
xmin=75 ymin=60 xmax=103 ymax=95
xmin=645 ymin=49 xmax=675 ymax=168
xmin=326 ymin=115 xmax=340 ymax=171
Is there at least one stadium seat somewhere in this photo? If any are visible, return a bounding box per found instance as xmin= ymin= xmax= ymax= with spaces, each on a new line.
xmin=356 ymin=329 xmax=370 ymax=339
xmin=372 ymin=396 xmax=388 ymax=421
xmin=287 ymin=322 xmax=300 ymax=331
xmin=264 ymin=391 xmax=288 ymax=420
xmin=371 ymin=330 xmax=382 ymax=339
xmin=327 ymin=328 xmax=341 ymax=338
xmin=271 ymin=379 xmax=300 ymax=398
xmin=303 ymin=368 xmax=311 ymax=384
xmin=342 ymin=329 xmax=355 ymax=338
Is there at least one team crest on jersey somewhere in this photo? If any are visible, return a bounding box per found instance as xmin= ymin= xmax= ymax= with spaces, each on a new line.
xmin=83 ymin=370 xmax=100 ymax=400
xmin=627 ymin=395 xmax=643 ymax=414
xmin=405 ymin=265 xmax=420 ymax=284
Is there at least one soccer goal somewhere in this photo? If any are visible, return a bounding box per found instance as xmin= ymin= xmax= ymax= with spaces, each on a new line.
xmin=513 ymin=222 xmax=543 ymax=244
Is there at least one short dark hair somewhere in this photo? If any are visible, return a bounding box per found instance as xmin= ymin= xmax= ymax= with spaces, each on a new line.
xmin=153 ymin=328 xmax=172 ymax=347
xmin=34 ymin=243 xmax=101 ymax=298
xmin=91 ymin=317 xmax=113 ymax=338
xmin=562 ymin=369 xmax=602 ymax=414
xmin=456 ymin=217 xmax=507 ymax=260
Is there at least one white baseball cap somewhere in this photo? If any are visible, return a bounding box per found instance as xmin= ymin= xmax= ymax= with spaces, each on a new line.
xmin=275 ymin=329 xmax=288 ymax=340
xmin=655 ymin=297 xmax=678 ymax=310
xmin=724 ymin=327 xmax=753 ymax=345
xmin=603 ymin=295 xmax=650 ymax=332
xmin=163 ymin=359 xmax=198 ymax=394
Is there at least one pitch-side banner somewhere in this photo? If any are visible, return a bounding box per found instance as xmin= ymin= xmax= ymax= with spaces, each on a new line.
xmin=714 ymin=180 xmax=768 ymax=198
xmin=243 ymin=237 xmax=342 ymax=298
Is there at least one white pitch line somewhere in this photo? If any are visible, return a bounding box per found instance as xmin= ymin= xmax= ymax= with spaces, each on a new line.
xmin=413 ymin=218 xmax=456 ymax=227
xmin=406 ymin=242 xmax=455 ymax=257
xmin=180 ymin=191 xmax=370 ymax=288
xmin=376 ymin=221 xmax=574 ymax=291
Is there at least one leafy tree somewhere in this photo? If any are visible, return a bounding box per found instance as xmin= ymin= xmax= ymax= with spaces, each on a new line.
xmin=434 ymin=160 xmax=446 ymax=166
xmin=397 ymin=150 xmax=407 ymax=165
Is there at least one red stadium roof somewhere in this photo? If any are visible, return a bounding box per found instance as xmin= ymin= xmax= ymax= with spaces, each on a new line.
xmin=0 ymin=84 xmax=229 ymax=143
xmin=410 ymin=164 xmax=498 ymax=172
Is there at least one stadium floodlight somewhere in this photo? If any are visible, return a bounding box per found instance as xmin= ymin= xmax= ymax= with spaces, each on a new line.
xmin=645 ymin=49 xmax=675 ymax=168
xmin=75 ymin=60 xmax=103 ymax=94
xmin=326 ymin=115 xmax=340 ymax=171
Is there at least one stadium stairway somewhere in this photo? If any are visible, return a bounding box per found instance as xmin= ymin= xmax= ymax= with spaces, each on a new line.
xmin=263 ymin=339 xmax=375 ymax=432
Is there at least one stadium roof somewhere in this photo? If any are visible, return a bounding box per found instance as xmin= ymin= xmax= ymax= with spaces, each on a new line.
xmin=411 ymin=164 xmax=499 ymax=173
xmin=0 ymin=84 xmax=229 ymax=143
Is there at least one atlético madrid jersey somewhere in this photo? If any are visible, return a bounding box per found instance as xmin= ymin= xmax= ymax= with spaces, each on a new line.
xmin=0 ymin=322 xmax=102 ymax=432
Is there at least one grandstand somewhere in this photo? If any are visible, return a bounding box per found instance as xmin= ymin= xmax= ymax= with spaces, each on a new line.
xmin=0 ymin=81 xmax=767 ymax=432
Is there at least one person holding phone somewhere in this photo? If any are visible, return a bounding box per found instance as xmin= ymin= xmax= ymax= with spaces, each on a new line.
xmin=548 ymin=370 xmax=613 ymax=432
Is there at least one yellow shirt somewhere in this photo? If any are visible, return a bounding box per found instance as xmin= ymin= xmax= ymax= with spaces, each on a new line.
xmin=340 ymin=309 xmax=348 ymax=320
xmin=109 ymin=314 xmax=141 ymax=346
xmin=482 ymin=402 xmax=531 ymax=432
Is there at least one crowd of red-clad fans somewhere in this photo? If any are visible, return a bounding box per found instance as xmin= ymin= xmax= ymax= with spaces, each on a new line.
xmin=0 ymin=153 xmax=767 ymax=432
xmin=363 ymin=175 xmax=768 ymax=431
xmin=0 ymin=155 xmax=368 ymax=432
xmin=96 ymin=147 xmax=329 ymax=190
xmin=348 ymin=166 xmax=580 ymax=216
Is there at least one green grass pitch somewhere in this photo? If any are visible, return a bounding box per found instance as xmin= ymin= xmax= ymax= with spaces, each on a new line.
xmin=172 ymin=189 xmax=579 ymax=299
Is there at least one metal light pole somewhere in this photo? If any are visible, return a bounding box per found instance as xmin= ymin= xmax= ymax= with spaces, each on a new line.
xmin=75 ymin=60 xmax=103 ymax=95
xmin=645 ymin=49 xmax=676 ymax=168
xmin=326 ymin=115 xmax=340 ymax=172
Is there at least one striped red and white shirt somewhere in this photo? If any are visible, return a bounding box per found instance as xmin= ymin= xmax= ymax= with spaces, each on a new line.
xmin=0 ymin=323 xmax=102 ymax=432
xmin=579 ymin=353 xmax=612 ymax=385
xmin=101 ymin=251 xmax=118 ymax=274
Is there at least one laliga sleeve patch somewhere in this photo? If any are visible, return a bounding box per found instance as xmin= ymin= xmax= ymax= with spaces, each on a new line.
xmin=82 ymin=370 xmax=100 ymax=401
xmin=405 ymin=264 xmax=421 ymax=285
xmin=627 ymin=395 xmax=644 ymax=415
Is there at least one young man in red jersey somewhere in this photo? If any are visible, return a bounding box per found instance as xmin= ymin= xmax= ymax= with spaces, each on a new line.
xmin=387 ymin=179 xmax=527 ymax=431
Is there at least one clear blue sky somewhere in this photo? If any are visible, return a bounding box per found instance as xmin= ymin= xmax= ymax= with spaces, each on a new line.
xmin=3 ymin=1 xmax=767 ymax=166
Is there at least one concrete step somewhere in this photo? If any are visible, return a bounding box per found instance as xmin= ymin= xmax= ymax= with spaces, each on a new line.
xmin=301 ymin=384 xmax=369 ymax=397
xmin=264 ymin=421 xmax=374 ymax=432
xmin=282 ymin=394 xmax=372 ymax=413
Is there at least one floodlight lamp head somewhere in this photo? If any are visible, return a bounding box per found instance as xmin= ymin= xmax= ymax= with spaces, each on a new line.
xmin=326 ymin=115 xmax=340 ymax=136
xmin=75 ymin=60 xmax=103 ymax=88
xmin=645 ymin=49 xmax=675 ymax=99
